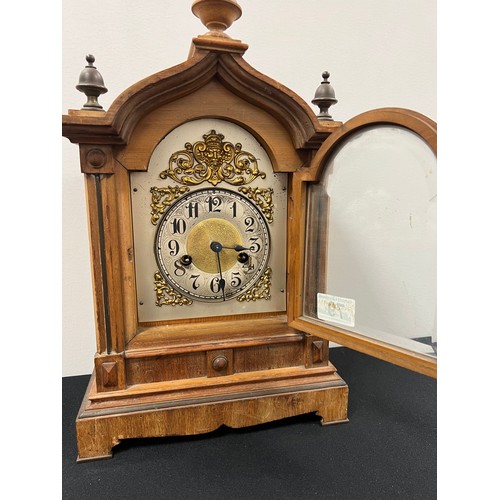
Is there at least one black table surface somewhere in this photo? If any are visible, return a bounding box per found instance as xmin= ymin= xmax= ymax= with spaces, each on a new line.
xmin=62 ymin=347 xmax=436 ymax=500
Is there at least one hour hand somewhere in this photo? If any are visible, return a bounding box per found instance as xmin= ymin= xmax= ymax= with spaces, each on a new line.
xmin=221 ymin=244 xmax=250 ymax=252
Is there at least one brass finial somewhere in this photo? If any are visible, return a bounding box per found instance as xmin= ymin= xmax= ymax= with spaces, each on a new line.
xmin=76 ymin=54 xmax=108 ymax=112
xmin=191 ymin=0 xmax=242 ymax=38
xmin=312 ymin=71 xmax=338 ymax=121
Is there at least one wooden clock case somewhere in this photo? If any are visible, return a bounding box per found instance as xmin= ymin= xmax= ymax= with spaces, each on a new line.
xmin=63 ymin=21 xmax=350 ymax=462
xmin=63 ymin=2 xmax=436 ymax=462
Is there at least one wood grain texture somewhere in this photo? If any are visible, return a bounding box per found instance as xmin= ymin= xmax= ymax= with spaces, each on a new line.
xmin=83 ymin=174 xmax=107 ymax=354
xmin=127 ymin=315 xmax=297 ymax=352
xmin=291 ymin=317 xmax=436 ymax=378
xmin=86 ymin=364 xmax=342 ymax=407
xmin=95 ymin=171 xmax=126 ymax=353
xmin=75 ymin=369 xmax=348 ymax=461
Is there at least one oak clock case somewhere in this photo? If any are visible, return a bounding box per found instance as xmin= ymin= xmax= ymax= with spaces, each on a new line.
xmin=132 ymin=119 xmax=287 ymax=322
xmin=62 ymin=30 xmax=353 ymax=460
xmin=62 ymin=1 xmax=435 ymax=463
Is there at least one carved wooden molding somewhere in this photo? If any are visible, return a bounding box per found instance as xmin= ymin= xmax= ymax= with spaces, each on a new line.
xmin=63 ymin=50 xmax=339 ymax=151
xmin=94 ymin=353 xmax=126 ymax=392
xmin=79 ymin=144 xmax=114 ymax=174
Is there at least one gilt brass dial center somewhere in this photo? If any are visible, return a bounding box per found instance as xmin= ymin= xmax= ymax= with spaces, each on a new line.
xmin=186 ymin=218 xmax=243 ymax=274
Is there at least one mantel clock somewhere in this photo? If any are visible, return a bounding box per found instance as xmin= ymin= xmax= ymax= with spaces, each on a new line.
xmin=62 ymin=0 xmax=437 ymax=461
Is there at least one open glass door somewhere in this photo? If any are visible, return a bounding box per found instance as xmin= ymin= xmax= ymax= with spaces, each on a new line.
xmin=292 ymin=108 xmax=437 ymax=377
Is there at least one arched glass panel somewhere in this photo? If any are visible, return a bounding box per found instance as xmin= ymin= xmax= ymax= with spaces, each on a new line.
xmin=304 ymin=125 xmax=436 ymax=358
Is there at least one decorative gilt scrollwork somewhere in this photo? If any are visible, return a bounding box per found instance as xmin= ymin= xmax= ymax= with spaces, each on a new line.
xmin=159 ymin=130 xmax=266 ymax=187
xmin=154 ymin=272 xmax=193 ymax=306
xmin=238 ymin=186 xmax=274 ymax=223
xmin=150 ymin=186 xmax=190 ymax=225
xmin=237 ymin=267 xmax=272 ymax=302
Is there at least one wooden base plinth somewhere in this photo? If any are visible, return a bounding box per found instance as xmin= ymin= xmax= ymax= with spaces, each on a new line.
xmin=75 ymin=366 xmax=348 ymax=461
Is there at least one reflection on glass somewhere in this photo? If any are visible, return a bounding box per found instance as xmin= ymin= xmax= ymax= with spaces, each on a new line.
xmin=304 ymin=125 xmax=436 ymax=358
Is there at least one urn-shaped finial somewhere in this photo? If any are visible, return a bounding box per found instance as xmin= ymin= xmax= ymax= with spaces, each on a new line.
xmin=191 ymin=0 xmax=242 ymax=37
xmin=76 ymin=54 xmax=108 ymax=111
xmin=312 ymin=71 xmax=338 ymax=121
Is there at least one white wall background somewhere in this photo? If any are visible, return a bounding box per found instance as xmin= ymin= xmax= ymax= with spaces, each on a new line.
xmin=62 ymin=0 xmax=436 ymax=377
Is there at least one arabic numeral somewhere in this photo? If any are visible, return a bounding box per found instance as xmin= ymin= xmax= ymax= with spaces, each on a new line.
xmin=230 ymin=272 xmax=242 ymax=288
xmin=230 ymin=201 xmax=237 ymax=218
xmin=206 ymin=195 xmax=222 ymax=212
xmin=168 ymin=240 xmax=180 ymax=256
xmin=189 ymin=274 xmax=200 ymax=290
xmin=170 ymin=218 xmax=187 ymax=234
xmin=210 ymin=277 xmax=223 ymax=293
xmin=242 ymin=260 xmax=255 ymax=274
xmin=174 ymin=260 xmax=187 ymax=276
xmin=249 ymin=237 xmax=261 ymax=253
xmin=244 ymin=216 xmax=255 ymax=233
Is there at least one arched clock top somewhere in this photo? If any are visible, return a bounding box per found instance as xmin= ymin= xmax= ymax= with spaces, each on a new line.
xmin=63 ymin=43 xmax=340 ymax=170
xmin=62 ymin=0 xmax=343 ymax=173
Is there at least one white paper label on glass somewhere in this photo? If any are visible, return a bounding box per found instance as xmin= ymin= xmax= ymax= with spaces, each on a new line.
xmin=317 ymin=293 xmax=355 ymax=327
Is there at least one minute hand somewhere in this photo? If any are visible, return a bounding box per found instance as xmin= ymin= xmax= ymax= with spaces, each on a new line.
xmin=215 ymin=251 xmax=226 ymax=301
xmin=210 ymin=241 xmax=226 ymax=301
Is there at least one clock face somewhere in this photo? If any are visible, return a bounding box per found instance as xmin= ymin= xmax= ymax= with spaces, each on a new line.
xmin=155 ymin=188 xmax=270 ymax=302
xmin=130 ymin=118 xmax=288 ymax=323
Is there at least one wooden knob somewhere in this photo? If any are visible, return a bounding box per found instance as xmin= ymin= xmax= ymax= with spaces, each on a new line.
xmin=212 ymin=355 xmax=228 ymax=371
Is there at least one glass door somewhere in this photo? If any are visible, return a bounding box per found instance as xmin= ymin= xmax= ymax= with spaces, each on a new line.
xmin=293 ymin=109 xmax=437 ymax=376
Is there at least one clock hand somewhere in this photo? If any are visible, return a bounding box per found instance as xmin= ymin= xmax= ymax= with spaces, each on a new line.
xmin=216 ymin=252 xmax=226 ymax=301
xmin=210 ymin=241 xmax=226 ymax=301
xmin=221 ymin=245 xmax=250 ymax=252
